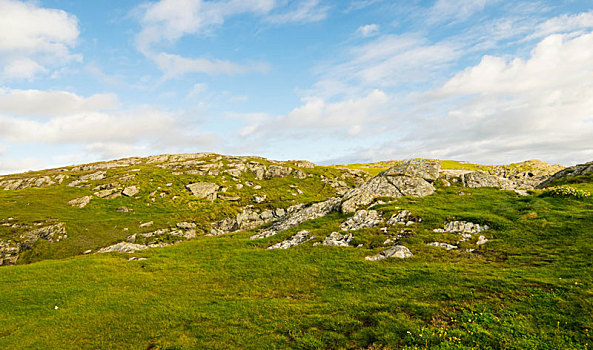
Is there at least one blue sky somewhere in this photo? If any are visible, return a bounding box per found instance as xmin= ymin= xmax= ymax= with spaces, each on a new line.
xmin=1 ymin=0 xmax=593 ymax=174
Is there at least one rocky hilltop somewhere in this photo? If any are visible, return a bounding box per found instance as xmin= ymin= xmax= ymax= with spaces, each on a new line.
xmin=0 ymin=153 xmax=573 ymax=266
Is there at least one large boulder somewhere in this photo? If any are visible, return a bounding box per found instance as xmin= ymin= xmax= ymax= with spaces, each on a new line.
xmin=186 ymin=182 xmax=219 ymax=201
xmin=341 ymin=159 xmax=439 ymax=213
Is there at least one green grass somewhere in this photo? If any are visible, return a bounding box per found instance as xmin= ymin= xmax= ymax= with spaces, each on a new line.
xmin=0 ymin=156 xmax=590 ymax=349
xmin=1 ymin=178 xmax=592 ymax=349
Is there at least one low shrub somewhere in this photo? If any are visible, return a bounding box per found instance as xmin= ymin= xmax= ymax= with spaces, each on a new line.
xmin=541 ymin=186 xmax=591 ymax=199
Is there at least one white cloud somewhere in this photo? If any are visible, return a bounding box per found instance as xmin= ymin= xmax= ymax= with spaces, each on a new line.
xmin=312 ymin=34 xmax=459 ymax=97
xmin=527 ymin=10 xmax=593 ymax=40
xmin=0 ymin=0 xmax=80 ymax=80
xmin=356 ymin=24 xmax=379 ymax=37
xmin=187 ymin=83 xmax=207 ymax=98
xmin=428 ymin=0 xmax=490 ymax=24
xmin=0 ymin=156 xmax=46 ymax=175
xmin=242 ymin=89 xmax=392 ymax=138
xmin=153 ymin=52 xmax=269 ymax=78
xmin=265 ymin=0 xmax=329 ymax=24
xmin=136 ymin=0 xmax=275 ymax=51
xmin=0 ymin=88 xmax=119 ymax=116
xmin=135 ymin=0 xmax=274 ymax=78
xmin=0 ymin=108 xmax=176 ymax=144
xmin=407 ymin=31 xmax=593 ymax=165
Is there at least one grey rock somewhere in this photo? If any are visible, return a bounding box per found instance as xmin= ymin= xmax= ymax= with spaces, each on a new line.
xmin=428 ymin=242 xmax=458 ymax=250
xmin=251 ymin=197 xmax=342 ymax=239
xmin=315 ymin=232 xmax=352 ymax=247
xmin=122 ymin=186 xmax=140 ymax=197
xmin=97 ymin=242 xmax=149 ymax=254
xmin=537 ymin=161 xmax=593 ymax=188
xmin=68 ymin=196 xmax=92 ymax=208
xmin=186 ymin=182 xmax=219 ymax=201
xmin=340 ymin=210 xmax=383 ymax=231
xmin=365 ymin=245 xmax=413 ymax=261
xmin=477 ymin=235 xmax=489 ymax=245
xmin=380 ymin=159 xmax=440 ymax=182
xmin=139 ymin=221 xmax=153 ymax=228
xmin=176 ymin=222 xmax=197 ymax=230
xmin=268 ymin=230 xmax=314 ymax=249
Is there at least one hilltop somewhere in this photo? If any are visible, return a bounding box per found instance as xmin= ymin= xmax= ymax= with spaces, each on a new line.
xmin=0 ymin=154 xmax=591 ymax=349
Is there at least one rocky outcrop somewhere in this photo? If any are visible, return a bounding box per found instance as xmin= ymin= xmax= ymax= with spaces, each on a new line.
xmin=365 ymin=245 xmax=413 ymax=261
xmin=210 ymin=206 xmax=299 ymax=235
xmin=0 ymin=174 xmax=67 ymax=191
xmin=250 ymin=197 xmax=342 ymax=239
xmin=341 ymin=159 xmax=439 ymax=212
xmin=186 ymin=182 xmax=219 ymax=201
xmin=440 ymin=160 xmax=564 ymax=190
xmin=268 ymin=230 xmax=314 ymax=249
xmin=340 ymin=210 xmax=383 ymax=231
xmin=536 ymin=161 xmax=593 ymax=188
xmin=0 ymin=223 xmax=67 ymax=265
xmin=314 ymin=232 xmax=352 ymax=247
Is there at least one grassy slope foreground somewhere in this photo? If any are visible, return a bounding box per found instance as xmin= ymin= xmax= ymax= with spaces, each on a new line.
xmin=0 ymin=155 xmax=592 ymax=349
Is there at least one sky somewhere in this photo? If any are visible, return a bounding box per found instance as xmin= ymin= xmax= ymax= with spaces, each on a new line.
xmin=1 ymin=0 xmax=593 ymax=174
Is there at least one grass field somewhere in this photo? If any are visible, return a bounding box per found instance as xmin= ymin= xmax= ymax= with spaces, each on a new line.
xmin=1 ymin=176 xmax=591 ymax=349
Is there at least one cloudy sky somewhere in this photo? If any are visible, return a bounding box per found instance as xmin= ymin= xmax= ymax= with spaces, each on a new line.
xmin=1 ymin=0 xmax=592 ymax=174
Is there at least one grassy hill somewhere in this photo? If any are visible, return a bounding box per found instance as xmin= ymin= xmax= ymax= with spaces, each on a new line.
xmin=0 ymin=154 xmax=591 ymax=349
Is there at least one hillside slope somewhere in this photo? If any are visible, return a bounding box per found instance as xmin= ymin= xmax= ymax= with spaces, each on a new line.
xmin=0 ymin=154 xmax=591 ymax=349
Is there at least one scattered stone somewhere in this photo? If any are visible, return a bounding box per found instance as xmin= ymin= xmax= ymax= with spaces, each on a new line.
xmin=253 ymin=185 xmax=262 ymax=190
xmin=365 ymin=245 xmax=413 ymax=261
xmin=386 ymin=210 xmax=419 ymax=225
xmin=340 ymin=210 xmax=383 ymax=231
xmin=314 ymin=232 xmax=352 ymax=247
xmin=477 ymin=235 xmax=488 ymax=245
xmin=122 ymin=186 xmax=140 ymax=197
xmin=186 ymin=182 xmax=219 ymax=201
xmin=68 ymin=196 xmax=92 ymax=208
xmin=94 ymin=188 xmax=121 ymax=199
xmin=428 ymin=242 xmax=458 ymax=250
xmin=116 ymin=207 xmax=133 ymax=213
xmin=434 ymin=221 xmax=489 ymax=234
xmin=253 ymin=194 xmax=267 ymax=203
xmin=83 ymin=249 xmax=92 ymax=254
xmin=251 ymin=197 xmax=341 ymax=239
xmin=176 ymin=222 xmax=196 ymax=230
xmin=139 ymin=221 xmax=153 ymax=228
xmin=268 ymin=230 xmax=314 ymax=249
xmin=97 ymin=242 xmax=149 ymax=254
xmin=219 ymin=195 xmax=241 ymax=201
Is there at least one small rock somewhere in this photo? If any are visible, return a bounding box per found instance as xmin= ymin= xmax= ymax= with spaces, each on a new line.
xmin=253 ymin=194 xmax=267 ymax=203
xmin=365 ymin=245 xmax=413 ymax=261
xmin=139 ymin=221 xmax=153 ymax=228
xmin=476 ymin=235 xmax=488 ymax=245
xmin=176 ymin=222 xmax=197 ymax=230
xmin=83 ymin=249 xmax=92 ymax=254
xmin=68 ymin=196 xmax=92 ymax=208
xmin=122 ymin=186 xmax=140 ymax=197
xmin=268 ymin=230 xmax=314 ymax=249
xmin=427 ymin=242 xmax=458 ymax=250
